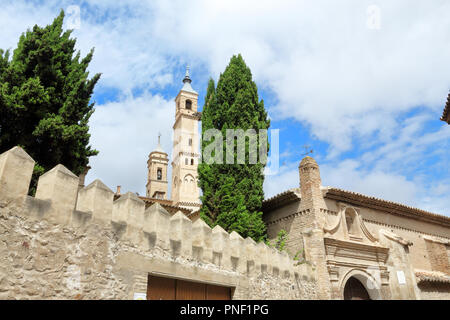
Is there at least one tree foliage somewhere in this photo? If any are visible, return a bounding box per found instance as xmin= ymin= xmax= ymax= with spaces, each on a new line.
xmin=198 ymin=54 xmax=270 ymax=242
xmin=0 ymin=10 xmax=100 ymax=193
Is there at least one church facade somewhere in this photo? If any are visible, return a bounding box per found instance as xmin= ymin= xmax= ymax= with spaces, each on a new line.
xmin=263 ymin=157 xmax=450 ymax=300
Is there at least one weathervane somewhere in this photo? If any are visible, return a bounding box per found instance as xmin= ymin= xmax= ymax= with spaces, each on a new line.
xmin=301 ymin=145 xmax=314 ymax=157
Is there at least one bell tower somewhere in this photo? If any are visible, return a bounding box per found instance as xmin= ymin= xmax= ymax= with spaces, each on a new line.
xmin=171 ymin=67 xmax=201 ymax=208
xmin=146 ymin=134 xmax=169 ymax=199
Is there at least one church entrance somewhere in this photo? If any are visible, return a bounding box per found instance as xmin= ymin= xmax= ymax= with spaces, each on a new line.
xmin=343 ymin=277 xmax=371 ymax=300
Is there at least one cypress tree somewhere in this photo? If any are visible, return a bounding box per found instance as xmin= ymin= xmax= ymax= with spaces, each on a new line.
xmin=198 ymin=54 xmax=270 ymax=242
xmin=0 ymin=10 xmax=101 ymax=193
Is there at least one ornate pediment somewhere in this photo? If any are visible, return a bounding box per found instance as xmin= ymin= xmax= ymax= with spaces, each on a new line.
xmin=324 ymin=237 xmax=389 ymax=264
xmin=324 ymin=203 xmax=379 ymax=244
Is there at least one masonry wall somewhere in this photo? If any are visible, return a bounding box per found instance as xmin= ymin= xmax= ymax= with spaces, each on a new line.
xmin=324 ymin=198 xmax=450 ymax=299
xmin=324 ymin=199 xmax=450 ymax=273
xmin=0 ymin=146 xmax=316 ymax=300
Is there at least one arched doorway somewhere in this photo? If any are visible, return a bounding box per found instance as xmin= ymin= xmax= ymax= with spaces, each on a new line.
xmin=343 ymin=277 xmax=371 ymax=300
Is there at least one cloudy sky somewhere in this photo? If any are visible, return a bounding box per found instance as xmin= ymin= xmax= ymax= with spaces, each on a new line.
xmin=1 ymin=0 xmax=449 ymax=215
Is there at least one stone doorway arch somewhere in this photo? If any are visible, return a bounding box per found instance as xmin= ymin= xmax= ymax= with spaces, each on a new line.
xmin=344 ymin=277 xmax=370 ymax=300
xmin=340 ymin=269 xmax=382 ymax=300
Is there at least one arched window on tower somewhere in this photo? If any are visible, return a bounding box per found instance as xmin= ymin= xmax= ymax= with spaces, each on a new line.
xmin=189 ymin=138 xmax=192 ymax=146
xmin=186 ymin=99 xmax=192 ymax=110
xmin=185 ymin=158 xmax=188 ymax=165
xmin=191 ymin=158 xmax=194 ymax=165
xmin=157 ymin=168 xmax=162 ymax=180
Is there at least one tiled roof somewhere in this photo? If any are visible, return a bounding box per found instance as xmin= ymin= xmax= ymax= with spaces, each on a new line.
xmin=113 ymin=194 xmax=193 ymax=216
xmin=262 ymin=186 xmax=449 ymax=226
xmin=324 ymin=187 xmax=450 ymax=226
xmin=262 ymin=188 xmax=301 ymax=211
xmin=415 ymin=269 xmax=450 ymax=284
xmin=441 ymin=91 xmax=450 ymax=124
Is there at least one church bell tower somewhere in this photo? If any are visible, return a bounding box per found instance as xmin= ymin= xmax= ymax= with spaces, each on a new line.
xmin=171 ymin=67 xmax=201 ymax=208
xmin=146 ymin=134 xmax=169 ymax=199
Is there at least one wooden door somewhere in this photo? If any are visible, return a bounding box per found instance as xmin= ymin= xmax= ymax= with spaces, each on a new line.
xmin=147 ymin=275 xmax=176 ymax=300
xmin=176 ymin=280 xmax=206 ymax=300
xmin=147 ymin=275 xmax=231 ymax=300
xmin=206 ymin=284 xmax=231 ymax=300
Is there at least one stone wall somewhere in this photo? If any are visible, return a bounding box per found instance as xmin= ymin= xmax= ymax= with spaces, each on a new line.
xmin=0 ymin=146 xmax=316 ymax=300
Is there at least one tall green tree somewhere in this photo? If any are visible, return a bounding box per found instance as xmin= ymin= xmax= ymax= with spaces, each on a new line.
xmin=198 ymin=54 xmax=270 ymax=242
xmin=0 ymin=10 xmax=101 ymax=193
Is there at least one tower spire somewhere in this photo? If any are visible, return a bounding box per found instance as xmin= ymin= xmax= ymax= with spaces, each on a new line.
xmin=181 ymin=65 xmax=197 ymax=94
xmin=154 ymin=132 xmax=164 ymax=153
xmin=183 ymin=65 xmax=192 ymax=84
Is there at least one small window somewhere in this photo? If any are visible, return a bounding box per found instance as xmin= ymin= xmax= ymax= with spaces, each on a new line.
xmin=186 ymin=100 xmax=192 ymax=110
xmin=188 ymin=138 xmax=192 ymax=146
xmin=185 ymin=158 xmax=188 ymax=165
xmin=157 ymin=168 xmax=162 ymax=180
xmin=191 ymin=158 xmax=194 ymax=165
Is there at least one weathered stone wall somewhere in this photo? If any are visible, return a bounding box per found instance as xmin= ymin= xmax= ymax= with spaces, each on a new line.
xmin=0 ymin=146 xmax=317 ymax=300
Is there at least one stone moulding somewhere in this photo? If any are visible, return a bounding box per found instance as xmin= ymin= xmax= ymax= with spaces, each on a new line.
xmin=324 ymin=237 xmax=389 ymax=264
xmin=379 ymin=229 xmax=413 ymax=246
xmin=0 ymin=146 xmax=315 ymax=282
xmin=324 ymin=204 xmax=379 ymax=244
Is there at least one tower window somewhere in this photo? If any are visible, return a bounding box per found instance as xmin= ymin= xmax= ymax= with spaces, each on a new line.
xmin=185 ymin=158 xmax=188 ymax=165
xmin=191 ymin=158 xmax=194 ymax=165
xmin=157 ymin=168 xmax=162 ymax=180
xmin=186 ymin=99 xmax=192 ymax=110
xmin=189 ymin=138 xmax=192 ymax=146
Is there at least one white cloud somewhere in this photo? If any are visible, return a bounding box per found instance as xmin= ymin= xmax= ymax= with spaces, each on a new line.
xmin=263 ymin=162 xmax=299 ymax=199
xmin=1 ymin=1 xmax=449 ymax=216
xmin=2 ymin=1 xmax=449 ymax=148
xmin=85 ymin=92 xmax=174 ymax=196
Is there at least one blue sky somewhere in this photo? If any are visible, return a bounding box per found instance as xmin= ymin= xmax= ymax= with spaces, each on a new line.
xmin=1 ymin=0 xmax=449 ymax=215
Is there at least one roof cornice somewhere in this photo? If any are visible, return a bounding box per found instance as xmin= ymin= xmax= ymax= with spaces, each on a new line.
xmin=324 ymin=187 xmax=450 ymax=227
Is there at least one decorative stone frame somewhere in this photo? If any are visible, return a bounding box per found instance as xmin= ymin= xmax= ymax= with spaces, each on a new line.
xmin=324 ymin=203 xmax=390 ymax=299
